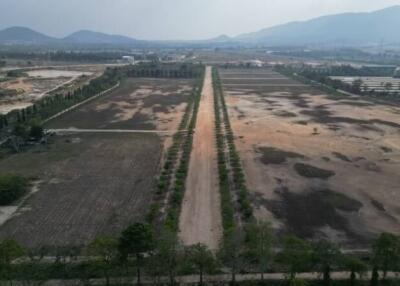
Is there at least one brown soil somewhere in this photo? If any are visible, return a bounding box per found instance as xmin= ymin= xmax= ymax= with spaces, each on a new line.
xmin=179 ymin=67 xmax=222 ymax=250
xmin=220 ymin=68 xmax=400 ymax=246
xmin=46 ymin=78 xmax=193 ymax=132
xmin=0 ymin=133 xmax=162 ymax=247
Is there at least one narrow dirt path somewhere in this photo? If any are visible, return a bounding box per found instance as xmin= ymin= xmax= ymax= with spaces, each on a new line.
xmin=179 ymin=66 xmax=222 ymax=250
xmin=47 ymin=128 xmax=180 ymax=134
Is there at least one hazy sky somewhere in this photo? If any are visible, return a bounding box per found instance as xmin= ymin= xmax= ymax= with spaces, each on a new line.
xmin=0 ymin=0 xmax=399 ymax=40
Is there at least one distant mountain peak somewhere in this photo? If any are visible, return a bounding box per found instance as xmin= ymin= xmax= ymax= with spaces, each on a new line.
xmin=235 ymin=5 xmax=400 ymax=47
xmin=0 ymin=26 xmax=139 ymax=45
xmin=63 ymin=30 xmax=137 ymax=44
xmin=0 ymin=26 xmax=55 ymax=43
xmin=213 ymin=34 xmax=231 ymax=41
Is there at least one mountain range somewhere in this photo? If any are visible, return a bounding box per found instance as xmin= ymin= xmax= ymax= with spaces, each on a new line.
xmin=1 ymin=6 xmax=400 ymax=47
xmin=0 ymin=27 xmax=140 ymax=45
xmin=236 ymin=5 xmax=400 ymax=46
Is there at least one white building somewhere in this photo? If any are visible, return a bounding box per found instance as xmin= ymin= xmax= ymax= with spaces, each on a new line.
xmin=394 ymin=67 xmax=400 ymax=78
xmin=122 ymin=56 xmax=135 ymax=64
xmin=242 ymin=59 xmax=264 ymax=67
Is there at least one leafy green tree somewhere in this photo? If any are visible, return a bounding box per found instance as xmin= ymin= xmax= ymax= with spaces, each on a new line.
xmin=186 ymin=243 xmax=216 ymax=286
xmin=311 ymin=240 xmax=341 ymax=286
xmin=245 ymin=221 xmax=273 ymax=281
xmin=119 ymin=223 xmax=155 ymax=285
xmin=372 ymin=233 xmax=400 ymax=281
xmin=275 ymin=236 xmax=312 ymax=282
xmin=12 ymin=123 xmax=29 ymax=139
xmin=146 ymin=229 xmax=182 ymax=285
xmin=0 ymin=239 xmax=25 ymax=282
xmin=218 ymin=228 xmax=246 ymax=284
xmin=0 ymin=175 xmax=29 ymax=206
xmin=343 ymin=255 xmax=368 ymax=286
xmin=53 ymin=245 xmax=81 ymax=279
xmin=29 ymin=121 xmax=44 ymax=141
xmin=88 ymin=236 xmax=119 ymax=286
xmin=289 ymin=278 xmax=308 ymax=286
xmin=370 ymin=266 xmax=379 ymax=286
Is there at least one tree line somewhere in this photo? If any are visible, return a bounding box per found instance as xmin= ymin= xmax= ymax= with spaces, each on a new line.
xmin=147 ymin=67 xmax=205 ymax=233
xmin=120 ymin=63 xmax=204 ymax=79
xmin=1 ymin=223 xmax=400 ymax=286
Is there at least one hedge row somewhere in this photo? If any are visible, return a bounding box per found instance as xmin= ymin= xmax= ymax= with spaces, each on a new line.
xmin=213 ymin=68 xmax=254 ymax=222
xmin=146 ymin=66 xmax=205 ymax=234
xmin=163 ymin=71 xmax=204 ymax=232
xmin=211 ymin=67 xmax=236 ymax=238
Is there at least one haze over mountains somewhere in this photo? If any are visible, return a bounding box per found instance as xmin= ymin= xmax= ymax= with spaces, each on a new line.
xmin=0 ymin=27 xmax=141 ymax=45
xmin=236 ymin=5 xmax=400 ymax=46
xmin=0 ymin=6 xmax=399 ymax=47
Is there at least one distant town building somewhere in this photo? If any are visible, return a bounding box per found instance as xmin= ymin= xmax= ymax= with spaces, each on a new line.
xmin=122 ymin=56 xmax=135 ymax=64
xmin=394 ymin=67 xmax=400 ymax=78
xmin=162 ymin=54 xmax=186 ymax=62
xmin=243 ymin=59 xmax=264 ymax=67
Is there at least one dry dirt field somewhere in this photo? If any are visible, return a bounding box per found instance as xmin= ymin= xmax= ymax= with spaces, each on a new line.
xmin=219 ymin=68 xmax=400 ymax=247
xmin=0 ymin=67 xmax=101 ymax=114
xmin=0 ymin=76 xmax=195 ymax=248
xmin=46 ymin=78 xmax=194 ymax=132
xmin=0 ymin=133 xmax=162 ymax=247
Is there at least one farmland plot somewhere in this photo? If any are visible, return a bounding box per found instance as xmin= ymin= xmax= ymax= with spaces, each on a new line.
xmin=0 ymin=133 xmax=162 ymax=247
xmin=46 ymin=78 xmax=194 ymax=131
xmin=0 ymin=75 xmax=196 ymax=248
xmin=219 ymin=68 xmax=400 ymax=247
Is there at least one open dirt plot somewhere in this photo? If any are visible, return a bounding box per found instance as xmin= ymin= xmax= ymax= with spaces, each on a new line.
xmin=179 ymin=67 xmax=222 ymax=250
xmin=46 ymin=78 xmax=194 ymax=131
xmin=0 ymin=133 xmax=162 ymax=248
xmin=219 ymin=68 xmax=400 ymax=247
xmin=0 ymin=67 xmax=100 ymax=114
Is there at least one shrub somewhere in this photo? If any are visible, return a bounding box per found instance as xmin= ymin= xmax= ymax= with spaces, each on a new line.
xmin=0 ymin=175 xmax=30 ymax=205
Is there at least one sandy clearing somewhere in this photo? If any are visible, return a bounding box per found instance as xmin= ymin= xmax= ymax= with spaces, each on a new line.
xmin=221 ymin=68 xmax=400 ymax=246
xmin=27 ymin=70 xmax=92 ymax=78
xmin=0 ymin=78 xmax=32 ymax=92
xmin=179 ymin=67 xmax=222 ymax=250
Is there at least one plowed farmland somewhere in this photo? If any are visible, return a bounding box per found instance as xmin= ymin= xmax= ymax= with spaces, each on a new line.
xmin=0 ymin=76 xmax=195 ymax=248
xmin=219 ymin=68 xmax=400 ymax=247
xmin=0 ymin=133 xmax=161 ymax=247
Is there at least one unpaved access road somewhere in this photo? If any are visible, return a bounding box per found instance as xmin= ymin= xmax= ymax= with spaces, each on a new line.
xmin=179 ymin=66 xmax=222 ymax=250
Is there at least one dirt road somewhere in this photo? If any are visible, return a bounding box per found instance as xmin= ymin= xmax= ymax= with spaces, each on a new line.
xmin=48 ymin=128 xmax=179 ymax=134
xmin=17 ymin=271 xmax=399 ymax=285
xmin=179 ymin=66 xmax=222 ymax=250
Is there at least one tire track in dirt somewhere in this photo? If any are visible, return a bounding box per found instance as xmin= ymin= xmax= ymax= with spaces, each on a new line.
xmin=179 ymin=66 xmax=222 ymax=250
